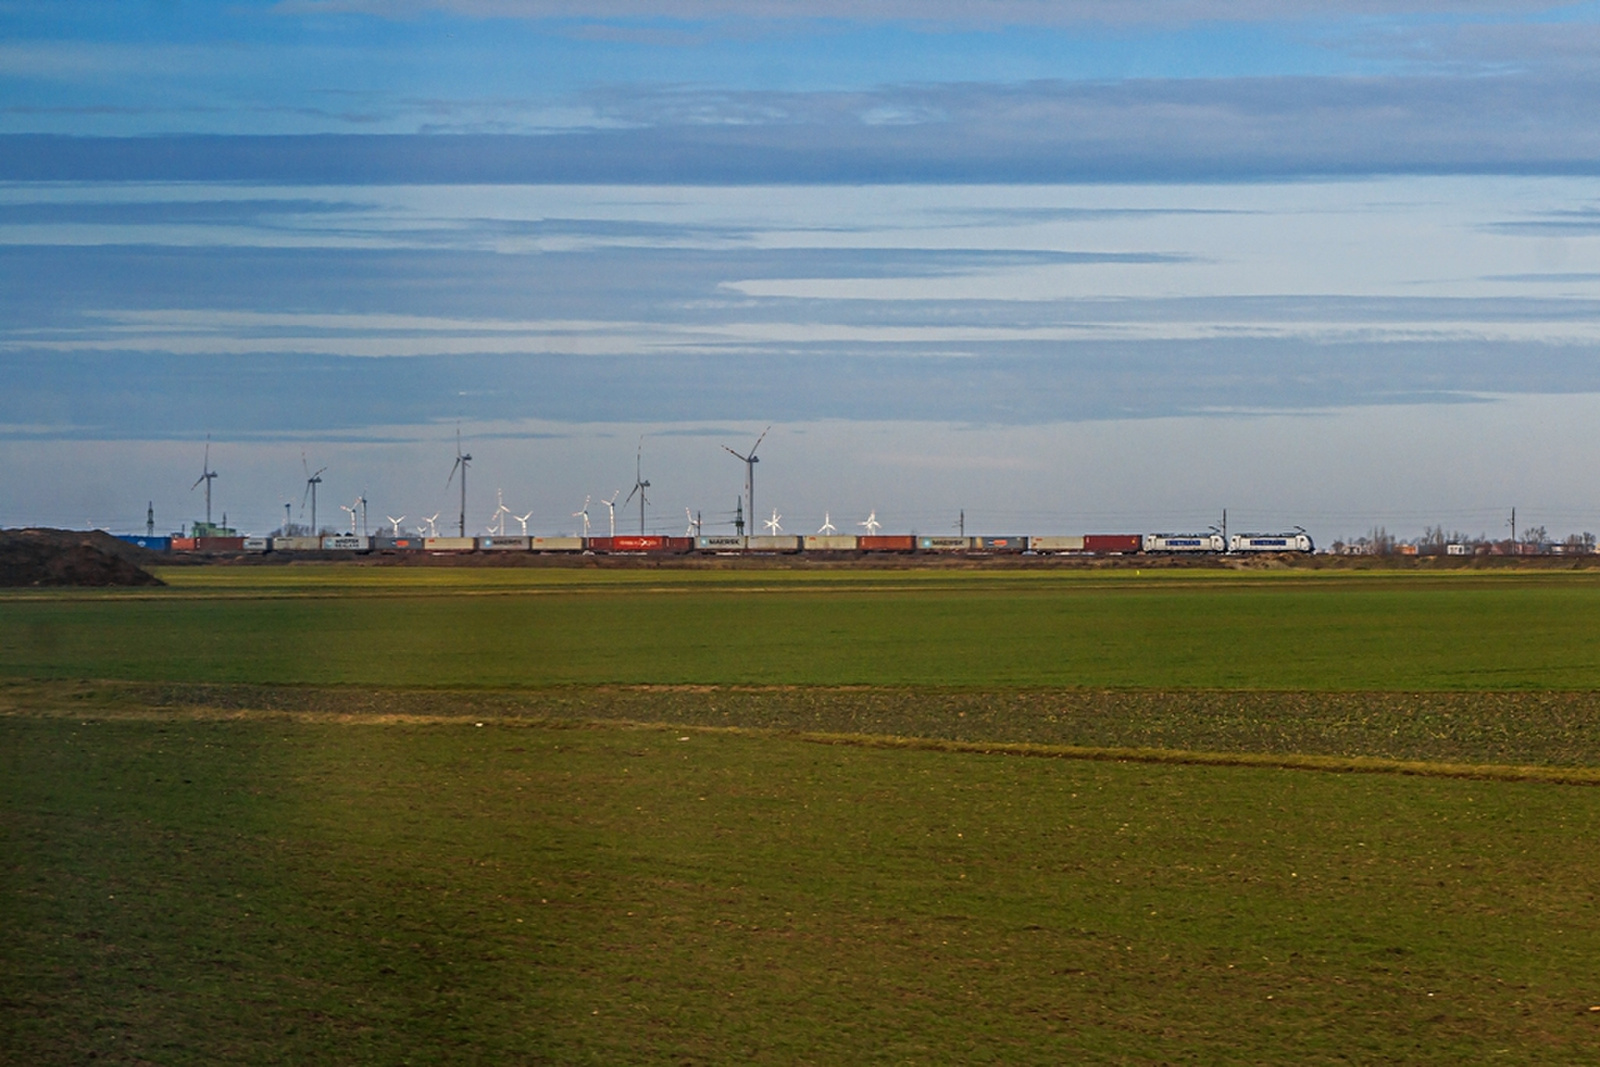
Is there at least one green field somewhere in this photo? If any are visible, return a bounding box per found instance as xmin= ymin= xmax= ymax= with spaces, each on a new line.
xmin=6 ymin=567 xmax=1600 ymax=1063
xmin=2 ymin=566 xmax=1599 ymax=689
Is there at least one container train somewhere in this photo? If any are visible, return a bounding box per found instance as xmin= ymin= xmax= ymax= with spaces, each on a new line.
xmin=119 ymin=530 xmax=1313 ymax=556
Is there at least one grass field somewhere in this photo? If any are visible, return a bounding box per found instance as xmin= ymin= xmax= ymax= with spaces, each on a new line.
xmin=2 ymin=566 xmax=1599 ymax=689
xmin=6 ymin=566 xmax=1600 ymax=1063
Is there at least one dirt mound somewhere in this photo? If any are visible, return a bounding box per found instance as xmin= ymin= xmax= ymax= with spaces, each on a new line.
xmin=0 ymin=529 xmax=165 ymax=587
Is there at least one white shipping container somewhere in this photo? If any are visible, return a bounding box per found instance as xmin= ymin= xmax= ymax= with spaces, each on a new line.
xmin=918 ymin=536 xmax=971 ymax=551
xmin=322 ymin=535 xmax=370 ymax=551
xmin=746 ymin=535 xmax=801 ymax=552
xmin=241 ymin=537 xmax=269 ymax=552
xmin=530 ymin=536 xmax=584 ymax=551
xmin=271 ymin=536 xmax=323 ymax=552
xmin=424 ymin=537 xmax=476 ymax=551
xmin=1030 ymin=536 xmax=1086 ymax=552
xmin=478 ymin=536 xmax=530 ymax=551
xmin=696 ymin=535 xmax=747 ymax=550
xmin=804 ymin=535 xmax=859 ymax=551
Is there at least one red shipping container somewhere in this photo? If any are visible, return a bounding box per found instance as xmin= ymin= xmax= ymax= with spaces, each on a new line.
xmin=196 ymin=537 xmax=245 ymax=552
xmin=663 ymin=537 xmax=693 ymax=553
xmin=609 ymin=535 xmax=666 ymax=551
xmin=1083 ymin=534 xmax=1142 ymax=554
xmin=858 ymin=535 xmax=915 ymax=552
xmin=170 ymin=537 xmax=197 ymax=551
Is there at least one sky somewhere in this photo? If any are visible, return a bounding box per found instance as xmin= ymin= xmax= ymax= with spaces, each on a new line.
xmin=4 ymin=2 xmax=1600 ymax=544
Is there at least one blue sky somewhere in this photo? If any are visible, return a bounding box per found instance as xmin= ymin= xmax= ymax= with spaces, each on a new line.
xmin=5 ymin=2 xmax=1600 ymax=543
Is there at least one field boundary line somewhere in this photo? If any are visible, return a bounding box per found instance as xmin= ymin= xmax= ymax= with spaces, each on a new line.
xmin=11 ymin=696 xmax=1600 ymax=785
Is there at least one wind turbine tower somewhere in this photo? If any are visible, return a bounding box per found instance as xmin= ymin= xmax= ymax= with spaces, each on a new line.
xmin=302 ymin=456 xmax=326 ymax=534
xmin=625 ymin=439 xmax=651 ymax=535
xmin=722 ymin=426 xmax=769 ymax=525
xmin=603 ymin=490 xmax=620 ymax=538
xmin=191 ymin=437 xmax=218 ymax=527
xmin=446 ymin=431 xmax=472 ymax=538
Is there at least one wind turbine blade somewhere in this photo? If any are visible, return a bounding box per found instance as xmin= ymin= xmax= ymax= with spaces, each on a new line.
xmin=750 ymin=425 xmax=770 ymax=456
xmin=721 ymin=445 xmax=746 ymax=461
xmin=191 ymin=474 xmax=205 ymax=490
xmin=625 ymin=484 xmax=639 ymax=505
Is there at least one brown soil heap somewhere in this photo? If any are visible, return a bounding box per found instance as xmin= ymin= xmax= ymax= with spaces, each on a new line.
xmin=0 ymin=529 xmax=165 ymax=587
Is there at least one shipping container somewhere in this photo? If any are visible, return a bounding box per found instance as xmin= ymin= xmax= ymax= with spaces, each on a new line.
xmin=1029 ymin=535 xmax=1085 ymax=553
xmin=858 ymin=535 xmax=915 ymax=552
xmin=271 ymin=536 xmax=323 ymax=552
xmin=590 ymin=535 xmax=668 ymax=552
xmin=478 ymin=536 xmax=530 ymax=551
xmin=114 ymin=534 xmax=170 ymax=552
xmin=696 ymin=535 xmax=747 ymax=551
xmin=170 ymin=537 xmax=198 ymax=551
xmin=1142 ymin=533 xmax=1224 ymax=553
xmin=663 ymin=537 xmax=694 ymax=553
xmin=804 ymin=535 xmax=859 ymax=551
xmin=530 ymin=536 xmax=584 ymax=552
xmin=424 ymin=537 xmax=476 ymax=551
xmin=194 ymin=537 xmax=245 ymax=552
xmin=321 ymin=535 xmax=370 ymax=551
xmin=746 ymin=535 xmax=801 ymax=553
xmin=241 ymin=537 xmax=269 ymax=552
xmin=373 ymin=536 xmax=426 ymax=551
xmin=975 ymin=536 xmax=1027 ymax=552
xmin=1083 ymin=534 xmax=1142 ymax=554
xmin=917 ymin=536 xmax=972 ymax=551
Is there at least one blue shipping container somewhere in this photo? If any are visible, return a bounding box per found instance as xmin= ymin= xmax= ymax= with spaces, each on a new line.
xmin=114 ymin=534 xmax=170 ymax=551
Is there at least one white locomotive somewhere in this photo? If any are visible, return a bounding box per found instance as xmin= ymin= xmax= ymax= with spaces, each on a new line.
xmin=1142 ymin=533 xmax=1227 ymax=553
xmin=1229 ymin=531 xmax=1314 ymax=553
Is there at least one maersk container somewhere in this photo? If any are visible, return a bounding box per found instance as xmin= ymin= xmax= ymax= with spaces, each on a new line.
xmin=321 ymin=535 xmax=369 ymax=551
xmin=975 ymin=536 xmax=1027 ymax=552
xmin=114 ymin=534 xmax=170 ymax=552
xmin=1143 ymin=533 xmax=1224 ymax=553
xmin=478 ymin=536 xmax=530 ymax=551
xmin=530 ymin=536 xmax=584 ymax=552
xmin=859 ymin=535 xmax=915 ymax=552
xmin=1083 ymin=534 xmax=1142 ymax=554
xmin=918 ymin=536 xmax=971 ymax=551
xmin=241 ymin=537 xmax=269 ymax=552
xmin=746 ymin=535 xmax=801 ymax=553
xmin=804 ymin=535 xmax=858 ymax=551
xmin=271 ymin=535 xmax=322 ymax=552
xmin=1029 ymin=535 xmax=1085 ymax=553
xmin=696 ymin=535 xmax=746 ymax=551
xmin=424 ymin=536 xmax=475 ymax=551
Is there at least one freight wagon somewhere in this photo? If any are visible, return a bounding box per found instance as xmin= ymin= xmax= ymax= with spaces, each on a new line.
xmin=804 ymin=535 xmax=859 ymax=551
xmin=917 ymin=536 xmax=971 ymax=552
xmin=1083 ymin=534 xmax=1142 ymax=554
xmin=858 ymin=535 xmax=915 ymax=552
xmin=478 ymin=536 xmax=530 ymax=551
xmin=973 ymin=536 xmax=1027 ymax=552
xmin=530 ymin=536 xmax=584 ymax=552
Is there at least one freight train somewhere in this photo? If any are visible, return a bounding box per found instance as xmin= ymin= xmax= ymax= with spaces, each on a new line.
xmin=119 ymin=530 xmax=1313 ymax=556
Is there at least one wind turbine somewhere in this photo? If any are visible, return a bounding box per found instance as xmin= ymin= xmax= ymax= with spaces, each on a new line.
xmin=420 ymin=513 xmax=440 ymax=537
xmin=625 ymin=438 xmax=651 ymax=535
xmin=572 ymin=495 xmax=591 ymax=537
xmin=722 ymin=426 xmax=769 ymax=524
xmin=488 ymin=488 xmax=511 ymax=536
xmin=764 ymin=509 xmax=782 ymax=535
xmin=340 ymin=502 xmax=358 ymax=534
xmin=445 ymin=429 xmax=472 ymax=537
xmin=859 ymin=511 xmax=881 ymax=535
xmin=191 ymin=437 xmax=218 ymax=528
xmin=513 ymin=511 xmax=532 ymax=536
xmin=685 ymin=507 xmax=702 ymax=537
xmin=818 ymin=513 xmax=837 ymax=535
xmin=301 ymin=455 xmax=326 ymax=534
xmin=602 ymin=490 xmax=620 ymax=538
xmin=356 ymin=492 xmax=368 ymax=536
xmin=386 ymin=515 xmax=406 ymax=537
